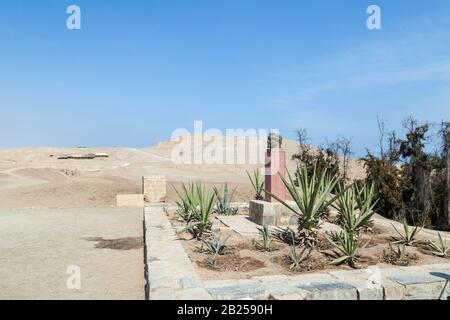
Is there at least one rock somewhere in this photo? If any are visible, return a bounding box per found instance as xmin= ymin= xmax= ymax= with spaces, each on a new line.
xmin=175 ymin=288 xmax=213 ymax=300
xmin=329 ymin=269 xmax=383 ymax=300
xmin=298 ymin=282 xmax=358 ymax=300
xmin=206 ymin=283 xmax=267 ymax=300
xmin=388 ymin=272 xmax=449 ymax=300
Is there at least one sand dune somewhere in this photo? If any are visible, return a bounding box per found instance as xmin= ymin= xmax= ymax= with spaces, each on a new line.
xmin=0 ymin=136 xmax=366 ymax=209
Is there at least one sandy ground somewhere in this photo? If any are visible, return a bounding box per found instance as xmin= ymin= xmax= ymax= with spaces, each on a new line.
xmin=0 ymin=207 xmax=144 ymax=300
xmin=0 ymin=137 xmax=365 ymax=209
xmin=0 ymin=136 xmax=365 ymax=300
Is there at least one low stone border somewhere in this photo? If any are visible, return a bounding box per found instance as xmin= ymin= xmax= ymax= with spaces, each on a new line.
xmin=144 ymin=205 xmax=450 ymax=300
xmin=374 ymin=216 xmax=450 ymax=242
xmin=144 ymin=205 xmax=211 ymax=300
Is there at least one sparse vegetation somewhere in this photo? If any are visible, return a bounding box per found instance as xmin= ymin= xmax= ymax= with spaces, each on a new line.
xmin=271 ymin=227 xmax=299 ymax=245
xmin=246 ymin=169 xmax=265 ymax=200
xmin=170 ymin=119 xmax=449 ymax=279
xmin=289 ymin=241 xmax=311 ymax=270
xmin=391 ymin=219 xmax=422 ymax=246
xmin=173 ymin=182 xmax=200 ymax=222
xmin=176 ymin=182 xmax=216 ymax=238
xmin=267 ymin=165 xmax=342 ymax=247
xmin=201 ymin=233 xmax=232 ymax=256
xmin=334 ymin=183 xmax=377 ymax=235
xmin=213 ymin=183 xmax=239 ymax=215
xmin=382 ymin=243 xmax=418 ymax=266
xmin=426 ymin=233 xmax=449 ymax=258
xmin=200 ymin=233 xmax=232 ymax=268
xmin=355 ymin=182 xmax=378 ymax=231
xmin=363 ymin=118 xmax=449 ymax=231
xmin=254 ymin=224 xmax=273 ymax=251
xmin=292 ymin=129 xmax=353 ymax=182
xmin=326 ymin=231 xmax=366 ymax=268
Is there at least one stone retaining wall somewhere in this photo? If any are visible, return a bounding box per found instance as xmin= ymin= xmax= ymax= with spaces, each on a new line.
xmin=144 ymin=205 xmax=450 ymax=300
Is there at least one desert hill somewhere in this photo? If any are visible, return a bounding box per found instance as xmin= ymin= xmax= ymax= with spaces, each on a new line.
xmin=0 ymin=136 xmax=365 ymax=208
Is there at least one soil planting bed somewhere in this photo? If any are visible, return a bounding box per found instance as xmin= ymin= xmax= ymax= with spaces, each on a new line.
xmin=168 ymin=209 xmax=449 ymax=281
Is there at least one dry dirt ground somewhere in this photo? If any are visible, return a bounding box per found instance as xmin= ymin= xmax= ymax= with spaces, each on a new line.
xmin=0 ymin=137 xmax=365 ymax=208
xmin=0 ymin=136 xmax=369 ymax=299
xmin=0 ymin=207 xmax=144 ymax=300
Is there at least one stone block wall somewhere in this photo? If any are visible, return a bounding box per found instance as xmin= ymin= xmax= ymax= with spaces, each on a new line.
xmin=142 ymin=176 xmax=166 ymax=203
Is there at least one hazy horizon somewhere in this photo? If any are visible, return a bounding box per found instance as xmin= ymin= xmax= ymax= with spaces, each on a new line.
xmin=1 ymin=0 xmax=449 ymax=156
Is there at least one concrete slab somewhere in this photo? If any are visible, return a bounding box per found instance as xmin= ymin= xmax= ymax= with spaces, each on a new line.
xmin=373 ymin=216 xmax=450 ymax=242
xmin=116 ymin=194 xmax=144 ymax=207
xmin=216 ymin=215 xmax=260 ymax=236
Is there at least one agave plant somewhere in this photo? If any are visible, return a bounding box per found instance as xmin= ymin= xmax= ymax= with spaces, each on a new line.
xmin=326 ymin=231 xmax=366 ymax=268
xmin=389 ymin=243 xmax=406 ymax=260
xmin=173 ymin=182 xmax=199 ymax=222
xmin=391 ymin=219 xmax=422 ymax=246
xmin=382 ymin=243 xmax=417 ymax=266
xmin=213 ymin=183 xmax=239 ymax=215
xmin=355 ymin=182 xmax=377 ymax=213
xmin=255 ymin=224 xmax=272 ymax=251
xmin=178 ymin=183 xmax=216 ymax=238
xmin=355 ymin=182 xmax=378 ymax=230
xmin=334 ymin=184 xmax=377 ymax=235
xmin=426 ymin=232 xmax=449 ymax=258
xmin=271 ymin=227 xmax=300 ymax=245
xmin=267 ymin=165 xmax=342 ymax=247
xmin=289 ymin=241 xmax=310 ymax=270
xmin=201 ymin=233 xmax=231 ymax=255
xmin=246 ymin=169 xmax=265 ymax=200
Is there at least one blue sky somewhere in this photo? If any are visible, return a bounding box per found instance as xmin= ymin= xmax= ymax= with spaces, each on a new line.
xmin=0 ymin=0 xmax=449 ymax=155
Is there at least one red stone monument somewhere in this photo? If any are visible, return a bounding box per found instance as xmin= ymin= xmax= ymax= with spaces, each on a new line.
xmin=264 ymin=148 xmax=287 ymax=202
xmin=249 ymin=133 xmax=293 ymax=226
xmin=264 ymin=133 xmax=287 ymax=202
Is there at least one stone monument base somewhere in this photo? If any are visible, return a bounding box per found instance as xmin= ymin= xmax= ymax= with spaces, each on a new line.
xmin=249 ymin=200 xmax=298 ymax=226
xmin=142 ymin=175 xmax=166 ymax=203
